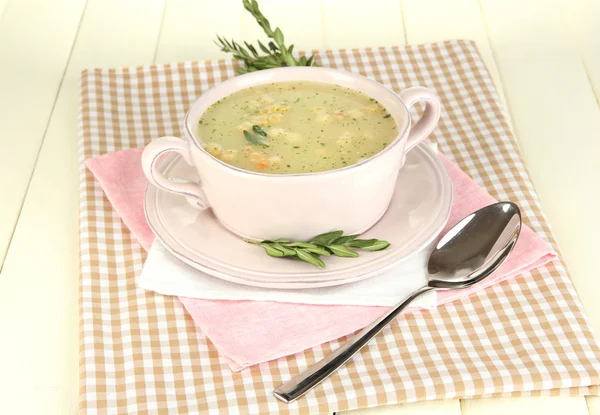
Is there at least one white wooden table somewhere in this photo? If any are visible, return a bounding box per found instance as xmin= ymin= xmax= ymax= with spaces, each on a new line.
xmin=1 ymin=0 xmax=599 ymax=413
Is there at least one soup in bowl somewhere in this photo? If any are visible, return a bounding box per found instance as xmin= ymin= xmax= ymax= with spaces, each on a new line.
xmin=196 ymin=81 xmax=398 ymax=174
xmin=141 ymin=67 xmax=441 ymax=241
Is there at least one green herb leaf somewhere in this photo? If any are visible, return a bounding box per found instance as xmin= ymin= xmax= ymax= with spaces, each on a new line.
xmin=294 ymin=249 xmax=326 ymax=268
xmin=272 ymin=238 xmax=291 ymax=243
xmin=284 ymin=242 xmax=330 ymax=256
xmin=383 ymin=114 xmax=391 ymax=119
xmin=331 ymin=234 xmax=359 ymax=245
xmin=242 ymin=238 xmax=261 ymax=245
xmin=245 ymin=41 xmax=259 ymax=57
xmin=252 ymin=124 xmax=268 ymax=136
xmin=303 ymin=246 xmax=331 ymax=256
xmin=311 ymin=230 xmax=344 ymax=246
xmin=257 ymin=40 xmax=271 ymax=54
xmin=328 ymin=245 xmax=360 ymax=258
xmin=272 ymin=243 xmax=296 ymax=256
xmin=273 ymin=27 xmax=285 ymax=46
xmin=282 ymin=53 xmax=297 ymax=66
xmin=265 ymin=55 xmax=278 ymax=65
xmin=286 ymin=241 xmax=319 ymax=249
xmin=347 ymin=239 xmax=379 ymax=249
xmin=243 ymin=130 xmax=270 ymax=146
xmin=260 ymin=243 xmax=284 ymax=257
xmin=359 ymin=240 xmax=391 ymax=251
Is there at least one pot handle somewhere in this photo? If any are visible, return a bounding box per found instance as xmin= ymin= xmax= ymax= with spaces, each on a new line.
xmin=141 ymin=136 xmax=209 ymax=210
xmin=399 ymin=87 xmax=441 ymax=152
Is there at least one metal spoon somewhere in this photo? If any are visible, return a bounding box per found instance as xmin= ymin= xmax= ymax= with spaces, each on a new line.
xmin=274 ymin=201 xmax=522 ymax=403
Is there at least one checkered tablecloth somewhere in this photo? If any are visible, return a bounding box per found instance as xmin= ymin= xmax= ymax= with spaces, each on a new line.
xmin=78 ymin=40 xmax=600 ymax=414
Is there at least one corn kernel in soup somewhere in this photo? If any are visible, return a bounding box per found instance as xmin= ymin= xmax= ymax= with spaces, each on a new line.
xmin=196 ymin=81 xmax=397 ymax=174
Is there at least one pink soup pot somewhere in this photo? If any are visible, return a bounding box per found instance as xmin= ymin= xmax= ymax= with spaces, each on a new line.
xmin=141 ymin=66 xmax=441 ymax=241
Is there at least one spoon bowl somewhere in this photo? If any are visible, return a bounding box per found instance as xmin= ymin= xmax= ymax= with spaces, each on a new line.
xmin=427 ymin=201 xmax=521 ymax=288
xmin=274 ymin=202 xmax=522 ymax=403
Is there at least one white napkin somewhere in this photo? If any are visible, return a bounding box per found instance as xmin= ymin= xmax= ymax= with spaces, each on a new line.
xmin=138 ymin=240 xmax=437 ymax=307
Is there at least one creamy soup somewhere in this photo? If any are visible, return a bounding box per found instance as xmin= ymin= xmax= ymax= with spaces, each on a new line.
xmin=196 ymin=81 xmax=397 ymax=174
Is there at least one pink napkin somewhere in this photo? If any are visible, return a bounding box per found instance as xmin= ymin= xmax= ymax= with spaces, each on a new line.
xmin=86 ymin=148 xmax=555 ymax=371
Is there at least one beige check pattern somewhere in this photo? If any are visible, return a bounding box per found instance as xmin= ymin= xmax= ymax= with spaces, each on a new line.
xmin=78 ymin=40 xmax=600 ymax=414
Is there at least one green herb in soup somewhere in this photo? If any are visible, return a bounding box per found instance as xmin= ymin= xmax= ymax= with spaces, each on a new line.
xmin=196 ymin=81 xmax=397 ymax=174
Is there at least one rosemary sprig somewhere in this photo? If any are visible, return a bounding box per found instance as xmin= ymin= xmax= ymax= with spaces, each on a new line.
xmin=215 ymin=0 xmax=317 ymax=74
xmin=243 ymin=231 xmax=390 ymax=268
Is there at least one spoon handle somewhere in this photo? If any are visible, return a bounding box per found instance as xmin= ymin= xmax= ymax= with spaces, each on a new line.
xmin=273 ymin=285 xmax=435 ymax=403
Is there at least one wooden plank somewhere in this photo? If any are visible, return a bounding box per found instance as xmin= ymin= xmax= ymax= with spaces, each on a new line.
xmin=401 ymin=0 xmax=507 ymax=113
xmin=562 ymin=0 xmax=600 ymax=103
xmin=0 ymin=0 xmax=85 ymax=267
xmin=402 ymin=1 xmax=594 ymax=414
xmin=461 ymin=396 xmax=589 ymax=415
xmin=323 ymin=0 xmax=405 ymax=49
xmin=338 ymin=399 xmax=462 ymax=415
xmin=481 ymin=1 xmax=600 ymax=412
xmin=481 ymin=0 xmax=600 ymax=335
xmin=0 ymin=0 xmax=165 ymax=414
xmin=0 ymin=0 xmax=8 ymax=19
xmin=568 ymin=1 xmax=600 ymax=402
xmin=240 ymin=0 xmax=323 ymax=52
xmin=155 ymin=0 xmax=244 ymax=63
